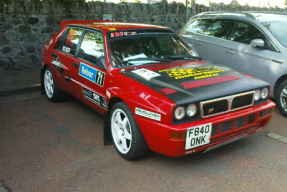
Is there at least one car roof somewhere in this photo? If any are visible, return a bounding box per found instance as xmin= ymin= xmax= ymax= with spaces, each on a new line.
xmin=196 ymin=11 xmax=287 ymax=22
xmin=61 ymin=20 xmax=170 ymax=32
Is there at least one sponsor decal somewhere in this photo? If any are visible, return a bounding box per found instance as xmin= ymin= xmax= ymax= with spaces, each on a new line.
xmin=106 ymin=90 xmax=111 ymax=98
xmin=62 ymin=46 xmax=70 ymax=53
xmin=79 ymin=63 xmax=105 ymax=87
xmin=50 ymin=53 xmax=72 ymax=86
xmin=110 ymin=31 xmax=137 ymax=38
xmin=159 ymin=67 xmax=226 ymax=80
xmin=51 ymin=54 xmax=68 ymax=70
xmin=132 ymin=68 xmax=160 ymax=81
xmin=66 ymin=29 xmax=75 ymax=45
xmin=82 ymin=86 xmax=107 ymax=109
xmin=135 ymin=107 xmax=161 ymax=121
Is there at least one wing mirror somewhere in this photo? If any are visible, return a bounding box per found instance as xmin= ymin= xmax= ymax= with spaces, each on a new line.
xmin=250 ymin=39 xmax=265 ymax=48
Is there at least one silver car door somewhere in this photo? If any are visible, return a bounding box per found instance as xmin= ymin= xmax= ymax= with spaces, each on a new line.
xmin=223 ymin=20 xmax=272 ymax=81
xmin=194 ymin=19 xmax=235 ymax=65
xmin=179 ymin=18 xmax=210 ymax=56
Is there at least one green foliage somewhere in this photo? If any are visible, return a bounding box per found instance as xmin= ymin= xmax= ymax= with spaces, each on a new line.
xmin=4 ymin=0 xmax=12 ymax=4
xmin=58 ymin=0 xmax=78 ymax=4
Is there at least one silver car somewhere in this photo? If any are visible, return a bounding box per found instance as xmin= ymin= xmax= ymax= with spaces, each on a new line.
xmin=180 ymin=12 xmax=287 ymax=117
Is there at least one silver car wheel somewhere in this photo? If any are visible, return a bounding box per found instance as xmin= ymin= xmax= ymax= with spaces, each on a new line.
xmin=280 ymin=85 xmax=287 ymax=111
xmin=44 ymin=70 xmax=54 ymax=98
xmin=111 ymin=109 xmax=132 ymax=154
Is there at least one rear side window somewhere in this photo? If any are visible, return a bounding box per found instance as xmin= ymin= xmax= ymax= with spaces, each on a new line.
xmin=55 ymin=28 xmax=84 ymax=56
xmin=185 ymin=19 xmax=210 ymax=34
xmin=203 ymin=19 xmax=233 ymax=39
xmin=78 ymin=30 xmax=105 ymax=64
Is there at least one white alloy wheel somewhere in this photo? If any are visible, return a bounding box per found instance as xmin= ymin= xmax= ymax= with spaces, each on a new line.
xmin=44 ymin=70 xmax=54 ymax=98
xmin=111 ymin=108 xmax=132 ymax=154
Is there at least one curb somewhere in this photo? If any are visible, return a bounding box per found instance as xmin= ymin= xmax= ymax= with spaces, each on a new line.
xmin=266 ymin=132 xmax=287 ymax=144
xmin=0 ymin=85 xmax=41 ymax=97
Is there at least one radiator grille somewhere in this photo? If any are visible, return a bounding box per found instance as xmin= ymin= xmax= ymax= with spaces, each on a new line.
xmin=231 ymin=93 xmax=253 ymax=110
xmin=201 ymin=91 xmax=254 ymax=118
xmin=202 ymin=100 xmax=228 ymax=116
xmin=247 ymin=114 xmax=256 ymax=124
xmin=234 ymin=117 xmax=245 ymax=128
xmin=220 ymin=121 xmax=233 ymax=133
xmin=211 ymin=113 xmax=258 ymax=136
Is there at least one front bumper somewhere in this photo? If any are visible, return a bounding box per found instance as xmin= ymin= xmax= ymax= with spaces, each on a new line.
xmin=135 ymin=100 xmax=275 ymax=157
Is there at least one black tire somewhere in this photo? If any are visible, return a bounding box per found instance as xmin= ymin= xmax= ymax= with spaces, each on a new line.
xmin=43 ymin=66 xmax=65 ymax=102
xmin=276 ymin=79 xmax=287 ymax=117
xmin=110 ymin=102 xmax=149 ymax=160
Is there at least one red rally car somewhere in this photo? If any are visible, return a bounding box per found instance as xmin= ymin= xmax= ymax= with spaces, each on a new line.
xmin=41 ymin=20 xmax=276 ymax=160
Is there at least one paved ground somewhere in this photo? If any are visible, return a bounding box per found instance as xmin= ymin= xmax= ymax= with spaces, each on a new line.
xmin=0 ymin=92 xmax=286 ymax=192
xmin=0 ymin=66 xmax=41 ymax=96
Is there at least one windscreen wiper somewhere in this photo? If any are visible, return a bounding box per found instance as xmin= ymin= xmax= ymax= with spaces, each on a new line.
xmin=168 ymin=55 xmax=202 ymax=61
xmin=122 ymin=58 xmax=171 ymax=65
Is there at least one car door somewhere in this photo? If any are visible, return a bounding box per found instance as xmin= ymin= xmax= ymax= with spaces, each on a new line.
xmin=180 ymin=18 xmax=235 ymax=65
xmin=53 ymin=27 xmax=85 ymax=98
xmin=75 ymin=29 xmax=108 ymax=113
xmin=180 ymin=18 xmax=210 ymax=55
xmin=192 ymin=19 xmax=235 ymax=65
xmin=222 ymin=20 xmax=274 ymax=81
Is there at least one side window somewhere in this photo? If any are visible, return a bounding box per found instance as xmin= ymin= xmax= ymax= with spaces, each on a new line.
xmin=185 ymin=19 xmax=210 ymax=34
xmin=203 ymin=19 xmax=233 ymax=39
xmin=230 ymin=21 xmax=271 ymax=46
xmin=56 ymin=28 xmax=83 ymax=56
xmin=78 ymin=31 xmax=105 ymax=64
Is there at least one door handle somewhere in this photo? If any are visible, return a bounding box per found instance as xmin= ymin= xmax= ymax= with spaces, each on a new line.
xmin=73 ymin=62 xmax=79 ymax=68
xmin=272 ymin=59 xmax=284 ymax=64
xmin=196 ymin=41 xmax=202 ymax=45
xmin=226 ymin=49 xmax=235 ymax=54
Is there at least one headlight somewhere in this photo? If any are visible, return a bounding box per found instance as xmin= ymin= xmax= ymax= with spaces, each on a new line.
xmin=174 ymin=106 xmax=185 ymax=120
xmin=254 ymin=90 xmax=261 ymax=101
xmin=186 ymin=104 xmax=197 ymax=117
xmin=261 ymin=88 xmax=268 ymax=99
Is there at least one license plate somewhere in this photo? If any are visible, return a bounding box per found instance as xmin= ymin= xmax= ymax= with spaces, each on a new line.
xmin=185 ymin=123 xmax=212 ymax=150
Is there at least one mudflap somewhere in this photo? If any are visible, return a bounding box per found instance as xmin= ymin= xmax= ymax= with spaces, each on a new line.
xmin=41 ymin=68 xmax=45 ymax=95
xmin=104 ymin=111 xmax=113 ymax=146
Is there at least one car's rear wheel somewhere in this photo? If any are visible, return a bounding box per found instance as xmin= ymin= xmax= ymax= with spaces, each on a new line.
xmin=110 ymin=102 xmax=149 ymax=160
xmin=43 ymin=67 xmax=64 ymax=102
xmin=276 ymin=79 xmax=287 ymax=117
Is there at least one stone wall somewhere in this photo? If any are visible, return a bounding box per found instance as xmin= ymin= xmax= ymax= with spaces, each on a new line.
xmin=0 ymin=0 xmax=286 ymax=70
xmin=0 ymin=0 xmax=189 ymax=70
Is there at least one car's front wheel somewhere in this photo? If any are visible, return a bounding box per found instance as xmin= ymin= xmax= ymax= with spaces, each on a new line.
xmin=276 ymin=79 xmax=287 ymax=117
xmin=110 ymin=102 xmax=149 ymax=160
xmin=43 ymin=67 xmax=65 ymax=102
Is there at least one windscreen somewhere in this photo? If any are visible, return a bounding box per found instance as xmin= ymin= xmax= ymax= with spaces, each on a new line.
xmin=262 ymin=20 xmax=287 ymax=48
xmin=108 ymin=30 xmax=198 ymax=67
